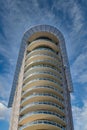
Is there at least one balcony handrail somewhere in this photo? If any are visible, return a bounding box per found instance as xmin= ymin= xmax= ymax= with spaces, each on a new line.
xmin=23 ymin=78 xmax=63 ymax=92
xmin=22 ymin=86 xmax=63 ymax=98
xmin=20 ymin=101 xmax=64 ymax=114
xmin=25 ymin=54 xmax=61 ymax=66
xmin=26 ymin=48 xmax=60 ymax=61
xmin=27 ymin=39 xmax=58 ymax=48
xmin=20 ymin=110 xmax=65 ymax=121
xmin=24 ymin=65 xmax=62 ymax=78
xmin=24 ymin=59 xmax=62 ymax=72
xmin=21 ymin=93 xmax=63 ymax=104
xmin=24 ymin=70 xmax=62 ymax=80
xmin=23 ymin=72 xmax=62 ymax=86
xmin=19 ymin=119 xmax=65 ymax=130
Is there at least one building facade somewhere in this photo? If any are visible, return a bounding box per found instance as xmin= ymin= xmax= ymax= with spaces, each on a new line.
xmin=8 ymin=25 xmax=74 ymax=130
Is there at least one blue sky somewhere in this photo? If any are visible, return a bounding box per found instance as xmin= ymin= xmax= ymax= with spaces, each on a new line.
xmin=0 ymin=0 xmax=87 ymax=129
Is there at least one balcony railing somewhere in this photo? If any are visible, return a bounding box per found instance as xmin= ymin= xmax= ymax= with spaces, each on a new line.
xmin=21 ymin=93 xmax=63 ymax=105
xmin=24 ymin=59 xmax=62 ymax=73
xmin=27 ymin=39 xmax=59 ymax=52
xmin=19 ymin=120 xmax=66 ymax=130
xmin=23 ymin=72 xmax=62 ymax=86
xmin=25 ymin=54 xmax=62 ymax=67
xmin=26 ymin=48 xmax=61 ymax=61
xmin=24 ymin=65 xmax=62 ymax=78
xmin=23 ymin=78 xmax=63 ymax=92
xmin=20 ymin=100 xmax=64 ymax=114
xmin=22 ymin=86 xmax=63 ymax=99
xmin=20 ymin=110 xmax=65 ymax=121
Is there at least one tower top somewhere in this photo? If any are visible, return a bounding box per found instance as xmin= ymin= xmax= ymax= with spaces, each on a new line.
xmin=8 ymin=25 xmax=73 ymax=107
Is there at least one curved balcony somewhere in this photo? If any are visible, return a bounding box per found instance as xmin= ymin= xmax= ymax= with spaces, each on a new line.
xmin=20 ymin=102 xmax=65 ymax=116
xmin=24 ymin=59 xmax=62 ymax=73
xmin=26 ymin=48 xmax=61 ymax=61
xmin=24 ymin=66 xmax=62 ymax=79
xmin=23 ymin=72 xmax=62 ymax=86
xmin=20 ymin=110 xmax=65 ymax=121
xmin=25 ymin=54 xmax=61 ymax=67
xmin=21 ymin=93 xmax=64 ymax=108
xmin=22 ymin=79 xmax=63 ymax=92
xmin=19 ymin=111 xmax=66 ymax=126
xmin=25 ymin=52 xmax=61 ymax=65
xmin=19 ymin=120 xmax=65 ymax=130
xmin=22 ymin=86 xmax=64 ymax=100
xmin=27 ymin=39 xmax=59 ymax=52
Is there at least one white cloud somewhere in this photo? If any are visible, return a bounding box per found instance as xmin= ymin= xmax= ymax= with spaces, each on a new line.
xmin=78 ymin=72 xmax=87 ymax=83
xmin=71 ymin=93 xmax=75 ymax=101
xmin=71 ymin=50 xmax=87 ymax=84
xmin=0 ymin=73 xmax=13 ymax=101
xmin=70 ymin=2 xmax=84 ymax=33
xmin=0 ymin=102 xmax=11 ymax=121
xmin=51 ymin=0 xmax=84 ymax=30
xmin=72 ymin=100 xmax=87 ymax=130
xmin=50 ymin=0 xmax=86 ymax=61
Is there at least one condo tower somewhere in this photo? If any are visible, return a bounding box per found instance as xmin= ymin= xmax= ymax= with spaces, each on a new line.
xmin=8 ymin=25 xmax=74 ymax=130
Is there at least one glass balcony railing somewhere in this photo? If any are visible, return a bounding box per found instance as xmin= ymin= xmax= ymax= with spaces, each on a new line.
xmin=27 ymin=39 xmax=58 ymax=50
xmin=19 ymin=120 xmax=66 ymax=130
xmin=23 ymin=78 xmax=63 ymax=90
xmin=25 ymin=55 xmax=62 ymax=67
xmin=24 ymin=65 xmax=62 ymax=79
xmin=26 ymin=48 xmax=61 ymax=61
xmin=26 ymin=47 xmax=56 ymax=55
xmin=19 ymin=110 xmax=65 ymax=123
xmin=24 ymin=59 xmax=62 ymax=72
xmin=32 ymin=38 xmax=57 ymax=45
xmin=25 ymin=55 xmax=61 ymax=67
xmin=20 ymin=110 xmax=65 ymax=121
xmin=20 ymin=101 xmax=65 ymax=114
xmin=21 ymin=93 xmax=63 ymax=105
xmin=23 ymin=78 xmax=63 ymax=93
xmin=23 ymin=72 xmax=62 ymax=87
xmin=22 ymin=86 xmax=63 ymax=99
xmin=24 ymin=69 xmax=60 ymax=79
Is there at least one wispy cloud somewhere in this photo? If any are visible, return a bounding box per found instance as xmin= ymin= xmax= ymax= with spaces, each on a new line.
xmin=72 ymin=100 xmax=87 ymax=130
xmin=71 ymin=93 xmax=75 ymax=101
xmin=0 ymin=102 xmax=11 ymax=121
xmin=70 ymin=2 xmax=84 ymax=33
xmin=0 ymin=74 xmax=13 ymax=101
xmin=48 ymin=0 xmax=86 ymax=61
xmin=71 ymin=46 xmax=87 ymax=84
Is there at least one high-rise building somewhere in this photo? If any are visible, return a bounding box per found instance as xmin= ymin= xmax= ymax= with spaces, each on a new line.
xmin=8 ymin=25 xmax=74 ymax=130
